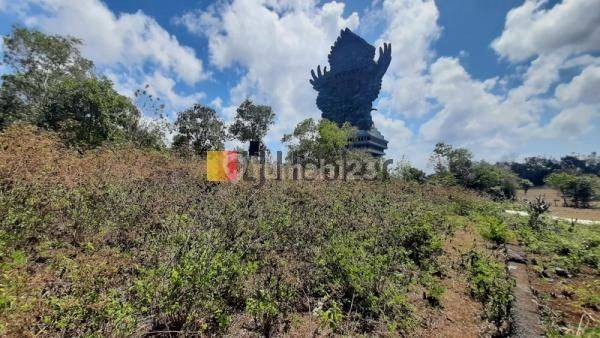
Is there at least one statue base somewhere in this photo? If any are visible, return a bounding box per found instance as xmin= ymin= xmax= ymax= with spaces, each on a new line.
xmin=348 ymin=127 xmax=388 ymax=157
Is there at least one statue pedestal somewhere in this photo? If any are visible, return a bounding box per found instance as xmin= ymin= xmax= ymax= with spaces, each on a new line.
xmin=348 ymin=127 xmax=388 ymax=157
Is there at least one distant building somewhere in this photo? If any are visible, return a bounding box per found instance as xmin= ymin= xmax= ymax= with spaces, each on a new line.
xmin=348 ymin=128 xmax=389 ymax=157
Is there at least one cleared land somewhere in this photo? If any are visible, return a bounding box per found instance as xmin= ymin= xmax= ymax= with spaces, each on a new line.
xmin=517 ymin=187 xmax=600 ymax=222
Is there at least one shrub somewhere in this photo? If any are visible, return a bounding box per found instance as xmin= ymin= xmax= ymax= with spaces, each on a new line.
xmin=463 ymin=250 xmax=513 ymax=327
xmin=527 ymin=195 xmax=550 ymax=228
xmin=476 ymin=216 xmax=513 ymax=244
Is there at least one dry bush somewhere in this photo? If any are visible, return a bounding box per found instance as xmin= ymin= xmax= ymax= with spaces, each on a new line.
xmin=0 ymin=123 xmax=204 ymax=188
xmin=0 ymin=125 xmax=498 ymax=336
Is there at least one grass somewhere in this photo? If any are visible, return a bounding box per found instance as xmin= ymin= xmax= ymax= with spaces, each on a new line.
xmin=504 ymin=200 xmax=600 ymax=335
xmin=0 ymin=124 xmax=521 ymax=336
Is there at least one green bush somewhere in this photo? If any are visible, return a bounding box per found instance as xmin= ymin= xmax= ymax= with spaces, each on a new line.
xmin=475 ymin=215 xmax=513 ymax=244
xmin=463 ymin=250 xmax=513 ymax=326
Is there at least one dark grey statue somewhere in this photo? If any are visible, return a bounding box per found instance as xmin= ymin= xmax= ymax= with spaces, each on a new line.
xmin=310 ymin=28 xmax=391 ymax=130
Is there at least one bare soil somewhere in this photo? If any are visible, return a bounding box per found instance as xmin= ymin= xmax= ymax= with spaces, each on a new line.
xmin=413 ymin=227 xmax=488 ymax=337
xmin=517 ymin=187 xmax=600 ymax=221
xmin=527 ymin=267 xmax=600 ymax=335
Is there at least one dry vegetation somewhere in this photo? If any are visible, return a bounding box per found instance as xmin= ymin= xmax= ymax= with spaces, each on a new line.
xmin=1 ymin=124 xmax=598 ymax=337
xmin=517 ymin=187 xmax=600 ymax=222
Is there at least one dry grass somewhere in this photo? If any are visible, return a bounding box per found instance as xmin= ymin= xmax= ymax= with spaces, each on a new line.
xmin=0 ymin=124 xmax=204 ymax=188
xmin=517 ymin=187 xmax=600 ymax=221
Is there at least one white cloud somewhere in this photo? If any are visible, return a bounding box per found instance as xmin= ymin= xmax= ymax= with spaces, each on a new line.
xmin=375 ymin=0 xmax=441 ymax=118
xmin=0 ymin=0 xmax=209 ymax=120
xmin=492 ymin=0 xmax=600 ymax=62
xmin=420 ymin=57 xmax=514 ymax=146
xmin=555 ymin=65 xmax=600 ymax=105
xmin=543 ymin=105 xmax=597 ymax=138
xmin=13 ymin=0 xmax=207 ymax=85
xmin=372 ymin=111 xmax=413 ymax=160
xmin=175 ymin=0 xmax=360 ymax=148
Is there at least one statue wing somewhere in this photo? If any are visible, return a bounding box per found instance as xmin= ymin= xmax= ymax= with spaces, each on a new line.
xmin=309 ymin=65 xmax=329 ymax=90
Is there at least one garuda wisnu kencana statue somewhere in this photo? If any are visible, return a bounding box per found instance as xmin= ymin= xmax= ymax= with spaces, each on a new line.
xmin=310 ymin=28 xmax=391 ymax=130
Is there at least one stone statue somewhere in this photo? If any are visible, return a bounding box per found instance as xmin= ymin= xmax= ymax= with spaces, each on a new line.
xmin=310 ymin=28 xmax=392 ymax=131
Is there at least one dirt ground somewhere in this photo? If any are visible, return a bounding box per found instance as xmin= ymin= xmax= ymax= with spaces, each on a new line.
xmin=517 ymin=187 xmax=600 ymax=221
xmin=413 ymin=227 xmax=490 ymax=337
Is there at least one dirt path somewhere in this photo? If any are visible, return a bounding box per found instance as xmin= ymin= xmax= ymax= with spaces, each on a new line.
xmin=506 ymin=244 xmax=543 ymax=338
xmin=417 ymin=228 xmax=486 ymax=337
xmin=505 ymin=210 xmax=600 ymax=225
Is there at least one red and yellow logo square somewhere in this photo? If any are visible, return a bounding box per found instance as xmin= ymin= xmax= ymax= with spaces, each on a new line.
xmin=206 ymin=151 xmax=239 ymax=181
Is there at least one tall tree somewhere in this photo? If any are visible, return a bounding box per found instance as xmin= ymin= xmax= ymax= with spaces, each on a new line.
xmin=173 ymin=104 xmax=226 ymax=157
xmin=0 ymin=27 xmax=157 ymax=149
xmin=228 ymin=99 xmax=275 ymax=156
xmin=0 ymin=27 xmax=93 ymax=126
xmin=282 ymin=118 xmax=354 ymax=163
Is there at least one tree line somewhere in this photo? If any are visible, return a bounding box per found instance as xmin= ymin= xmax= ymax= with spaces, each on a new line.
xmin=1 ymin=28 xmax=597 ymax=207
xmin=1 ymin=27 xmax=360 ymax=161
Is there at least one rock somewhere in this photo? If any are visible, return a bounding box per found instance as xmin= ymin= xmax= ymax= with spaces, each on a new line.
xmin=561 ymin=289 xmax=575 ymax=299
xmin=540 ymin=269 xmax=551 ymax=278
xmin=555 ymin=267 xmax=571 ymax=278
xmin=508 ymin=252 xmax=527 ymax=264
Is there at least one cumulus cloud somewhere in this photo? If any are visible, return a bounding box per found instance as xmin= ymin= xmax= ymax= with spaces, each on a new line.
xmin=555 ymin=65 xmax=600 ymax=105
xmin=0 ymin=0 xmax=208 ymax=120
xmin=492 ymin=0 xmax=600 ymax=61
xmin=420 ymin=57 xmax=514 ymax=147
xmin=375 ymin=0 xmax=441 ymax=118
xmin=543 ymin=105 xmax=597 ymax=138
xmin=14 ymin=0 xmax=207 ymax=84
xmin=372 ymin=112 xmax=412 ymax=154
xmin=175 ymin=0 xmax=360 ymax=147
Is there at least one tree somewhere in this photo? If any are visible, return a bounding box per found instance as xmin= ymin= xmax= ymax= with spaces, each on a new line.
xmin=507 ymin=157 xmax=560 ymax=186
xmin=520 ymin=179 xmax=533 ymax=195
xmin=0 ymin=27 xmax=93 ymax=127
xmin=429 ymin=142 xmax=473 ymax=186
xmin=545 ymin=172 xmax=595 ymax=208
xmin=397 ymin=164 xmax=426 ymax=183
xmin=282 ymin=118 xmax=354 ymax=163
xmin=173 ymin=104 xmax=226 ymax=157
xmin=470 ymin=162 xmax=519 ymax=200
xmin=0 ymin=27 xmax=159 ymax=149
xmin=228 ymin=99 xmax=275 ymax=156
xmin=41 ymin=76 xmax=140 ymax=148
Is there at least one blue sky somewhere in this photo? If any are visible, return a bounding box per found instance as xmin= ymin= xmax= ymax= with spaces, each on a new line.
xmin=1 ymin=0 xmax=598 ymax=169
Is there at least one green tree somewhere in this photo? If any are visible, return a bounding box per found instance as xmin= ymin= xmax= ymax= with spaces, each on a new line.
xmin=173 ymin=104 xmax=226 ymax=157
xmin=429 ymin=142 xmax=473 ymax=186
xmin=0 ymin=27 xmax=160 ymax=149
xmin=520 ymin=179 xmax=533 ymax=195
xmin=282 ymin=118 xmax=354 ymax=163
xmin=396 ymin=163 xmax=426 ymax=183
xmin=470 ymin=162 xmax=519 ymax=200
xmin=42 ymin=76 xmax=140 ymax=148
xmin=545 ymin=172 xmax=595 ymax=208
xmin=0 ymin=27 xmax=93 ymax=127
xmin=228 ymin=99 xmax=275 ymax=156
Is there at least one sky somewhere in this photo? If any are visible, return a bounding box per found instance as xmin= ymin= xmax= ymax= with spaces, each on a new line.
xmin=0 ymin=0 xmax=598 ymax=169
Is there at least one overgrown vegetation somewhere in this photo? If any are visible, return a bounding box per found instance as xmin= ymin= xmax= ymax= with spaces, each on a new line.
xmin=429 ymin=142 xmax=520 ymax=200
xmin=0 ymin=124 xmax=500 ymax=336
xmin=463 ymin=250 xmax=513 ymax=329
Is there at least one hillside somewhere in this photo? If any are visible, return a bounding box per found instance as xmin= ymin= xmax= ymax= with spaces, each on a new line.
xmin=0 ymin=125 xmax=598 ymax=337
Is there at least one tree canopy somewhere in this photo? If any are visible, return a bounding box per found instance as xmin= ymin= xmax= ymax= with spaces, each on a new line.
xmin=229 ymin=99 xmax=275 ymax=143
xmin=282 ymin=118 xmax=355 ymax=163
xmin=173 ymin=104 xmax=226 ymax=157
xmin=0 ymin=27 xmax=163 ymax=149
